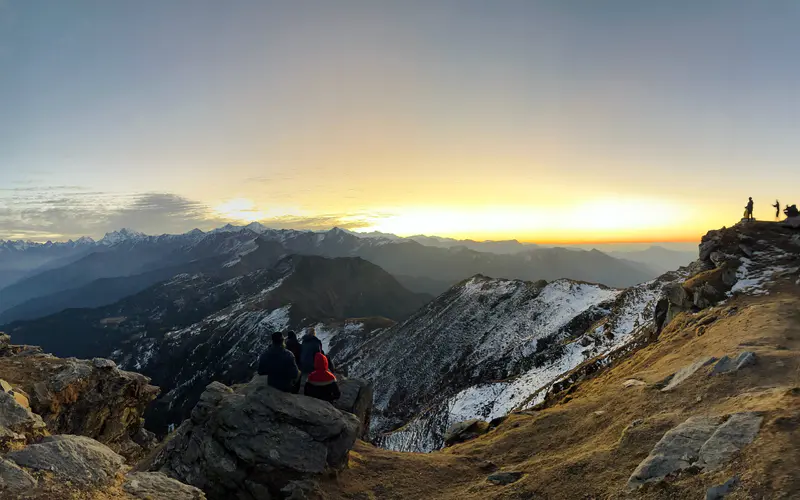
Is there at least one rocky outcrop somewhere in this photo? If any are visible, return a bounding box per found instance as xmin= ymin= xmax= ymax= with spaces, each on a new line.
xmin=7 ymin=434 xmax=126 ymax=486
xmin=444 ymin=419 xmax=491 ymax=447
xmin=124 ymin=472 xmax=207 ymax=499
xmin=333 ymin=377 xmax=373 ymax=438
xmin=660 ymin=356 xmax=717 ymax=391
xmin=149 ymin=377 xmax=361 ymax=499
xmin=711 ymin=352 xmax=757 ymax=375
xmin=627 ymin=412 xmax=763 ymax=490
xmin=0 ymin=390 xmax=46 ymax=451
xmin=0 ymin=333 xmax=159 ymax=460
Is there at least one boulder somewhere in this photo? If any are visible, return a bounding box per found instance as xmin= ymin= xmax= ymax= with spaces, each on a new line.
xmin=0 ymin=458 xmax=37 ymax=495
xmin=124 ymin=472 xmax=207 ymax=499
xmin=0 ymin=390 xmax=46 ymax=450
xmin=711 ymin=352 xmax=757 ymax=375
xmin=627 ymin=416 xmax=722 ymax=489
xmin=628 ymin=413 xmax=763 ymax=490
xmin=696 ymin=412 xmax=763 ymax=470
xmin=444 ymin=419 xmax=491 ymax=447
xmin=684 ymin=266 xmax=739 ymax=309
xmin=333 ymin=377 xmax=373 ymax=437
xmin=660 ymin=356 xmax=717 ymax=392
xmin=6 ymin=435 xmax=126 ymax=486
xmin=706 ymin=476 xmax=739 ymax=500
xmin=149 ymin=378 xmax=361 ymax=500
xmin=487 ymin=471 xmax=524 ymax=485
xmin=700 ymin=230 xmax=723 ymax=262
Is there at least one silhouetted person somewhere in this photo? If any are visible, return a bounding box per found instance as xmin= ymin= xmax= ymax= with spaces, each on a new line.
xmin=258 ymin=331 xmax=300 ymax=393
xmin=300 ymin=327 xmax=323 ymax=375
xmin=773 ymin=200 xmax=781 ymax=220
xmin=304 ymin=353 xmax=341 ymax=403
xmin=745 ymin=197 xmax=754 ymax=220
xmin=286 ymin=330 xmax=302 ymax=365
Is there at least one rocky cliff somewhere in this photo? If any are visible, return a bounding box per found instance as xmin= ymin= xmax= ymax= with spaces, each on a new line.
xmin=0 ymin=335 xmax=204 ymax=499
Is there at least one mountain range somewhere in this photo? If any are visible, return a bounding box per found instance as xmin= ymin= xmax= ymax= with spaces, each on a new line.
xmin=0 ymin=224 xmax=664 ymax=324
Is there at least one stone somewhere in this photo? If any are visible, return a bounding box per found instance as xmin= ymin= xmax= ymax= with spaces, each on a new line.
xmin=281 ymin=479 xmax=325 ymax=499
xmin=149 ymin=378 xmax=361 ymax=499
xmin=783 ymin=216 xmax=800 ymax=229
xmin=50 ymin=361 xmax=93 ymax=392
xmin=7 ymin=435 xmax=125 ymax=486
xmin=628 ymin=413 xmax=763 ymax=490
xmin=0 ymin=390 xmax=46 ymax=449
xmin=444 ymin=419 xmax=490 ymax=447
xmin=622 ymin=379 xmax=647 ymax=388
xmin=700 ymin=231 xmax=722 ymax=262
xmin=123 ymin=472 xmax=206 ymax=499
xmin=333 ymin=377 xmax=373 ymax=437
xmin=697 ymin=412 xmax=763 ymax=470
xmin=706 ymin=476 xmax=739 ymax=500
xmin=661 ymin=356 xmax=717 ymax=391
xmin=627 ymin=416 xmax=722 ymax=490
xmin=92 ymin=357 xmax=117 ymax=370
xmin=711 ymin=352 xmax=757 ymax=375
xmin=487 ymin=471 xmax=524 ymax=485
xmin=0 ymin=458 xmax=37 ymax=494
xmin=0 ymin=379 xmax=12 ymax=393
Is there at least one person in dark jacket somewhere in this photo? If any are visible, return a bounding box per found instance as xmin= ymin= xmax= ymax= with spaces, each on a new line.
xmin=304 ymin=352 xmax=341 ymax=403
xmin=257 ymin=331 xmax=300 ymax=393
xmin=300 ymin=327 xmax=323 ymax=374
xmin=773 ymin=200 xmax=781 ymax=220
xmin=286 ymin=331 xmax=302 ymax=364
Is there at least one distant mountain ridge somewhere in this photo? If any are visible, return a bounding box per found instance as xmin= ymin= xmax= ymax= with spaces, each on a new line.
xmin=0 ymin=224 xmax=657 ymax=323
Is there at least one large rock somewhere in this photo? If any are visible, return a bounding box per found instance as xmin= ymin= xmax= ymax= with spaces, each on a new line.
xmin=149 ymin=378 xmax=361 ymax=500
xmin=333 ymin=377 xmax=373 ymax=437
xmin=0 ymin=390 xmax=46 ymax=450
xmin=6 ymin=434 xmax=126 ymax=486
xmin=0 ymin=348 xmax=159 ymax=460
xmin=628 ymin=413 xmax=763 ymax=490
xmin=444 ymin=419 xmax=491 ymax=447
xmin=711 ymin=352 xmax=757 ymax=375
xmin=696 ymin=412 xmax=763 ymax=470
xmin=660 ymin=356 xmax=717 ymax=391
xmin=124 ymin=472 xmax=207 ymax=499
xmin=0 ymin=458 xmax=37 ymax=495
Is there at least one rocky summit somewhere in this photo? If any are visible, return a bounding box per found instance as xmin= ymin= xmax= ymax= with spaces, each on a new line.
xmin=146 ymin=377 xmax=362 ymax=500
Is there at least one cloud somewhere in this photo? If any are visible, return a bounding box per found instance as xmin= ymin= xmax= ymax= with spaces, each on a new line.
xmin=0 ymin=189 xmax=390 ymax=241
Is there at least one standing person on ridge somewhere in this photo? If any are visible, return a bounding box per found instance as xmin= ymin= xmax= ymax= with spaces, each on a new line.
xmin=257 ymin=332 xmax=300 ymax=393
xmin=773 ymin=200 xmax=781 ymax=220
xmin=745 ymin=197 xmax=754 ymax=220
xmin=304 ymin=352 xmax=341 ymax=403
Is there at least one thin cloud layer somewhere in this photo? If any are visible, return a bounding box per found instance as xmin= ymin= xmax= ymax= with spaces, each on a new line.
xmin=0 ymin=188 xmax=387 ymax=241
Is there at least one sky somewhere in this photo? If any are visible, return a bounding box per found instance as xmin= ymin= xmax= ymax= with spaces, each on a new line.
xmin=1 ymin=1 xmax=799 ymax=245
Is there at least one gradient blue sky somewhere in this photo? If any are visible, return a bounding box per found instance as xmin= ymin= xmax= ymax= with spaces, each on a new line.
xmin=1 ymin=1 xmax=799 ymax=243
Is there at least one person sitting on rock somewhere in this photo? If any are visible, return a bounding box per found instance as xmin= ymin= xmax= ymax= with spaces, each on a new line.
xmin=258 ymin=331 xmax=300 ymax=393
xmin=304 ymin=352 xmax=341 ymax=403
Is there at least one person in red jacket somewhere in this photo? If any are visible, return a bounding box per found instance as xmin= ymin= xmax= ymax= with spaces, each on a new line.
xmin=304 ymin=353 xmax=341 ymax=403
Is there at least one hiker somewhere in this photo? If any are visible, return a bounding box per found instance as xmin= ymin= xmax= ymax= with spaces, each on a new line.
xmin=304 ymin=352 xmax=341 ymax=403
xmin=773 ymin=200 xmax=781 ymax=220
xmin=744 ymin=197 xmax=754 ymax=220
xmin=785 ymin=204 xmax=799 ymax=218
xmin=286 ymin=330 xmax=302 ymax=365
xmin=257 ymin=331 xmax=300 ymax=393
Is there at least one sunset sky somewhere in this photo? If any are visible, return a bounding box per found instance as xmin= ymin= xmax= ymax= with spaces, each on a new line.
xmin=2 ymin=1 xmax=799 ymax=244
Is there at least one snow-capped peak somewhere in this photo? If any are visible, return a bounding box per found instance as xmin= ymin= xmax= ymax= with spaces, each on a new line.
xmin=100 ymin=228 xmax=147 ymax=246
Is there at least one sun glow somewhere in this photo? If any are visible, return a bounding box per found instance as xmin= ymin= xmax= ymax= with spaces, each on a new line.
xmin=213 ymin=198 xmax=267 ymax=222
xmin=361 ymin=198 xmax=694 ymax=242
